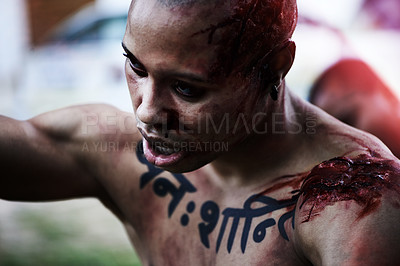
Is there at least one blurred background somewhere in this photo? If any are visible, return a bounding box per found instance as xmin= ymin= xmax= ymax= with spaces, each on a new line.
xmin=0 ymin=0 xmax=400 ymax=265
xmin=0 ymin=0 xmax=139 ymax=265
xmin=288 ymin=0 xmax=400 ymax=99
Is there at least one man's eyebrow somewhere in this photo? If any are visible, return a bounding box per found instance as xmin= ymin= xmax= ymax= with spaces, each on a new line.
xmin=121 ymin=42 xmax=132 ymax=56
xmin=122 ymin=42 xmax=143 ymax=65
xmin=121 ymin=42 xmax=210 ymax=84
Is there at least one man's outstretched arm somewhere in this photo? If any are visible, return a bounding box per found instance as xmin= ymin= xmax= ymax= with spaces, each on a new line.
xmin=0 ymin=104 xmax=121 ymax=201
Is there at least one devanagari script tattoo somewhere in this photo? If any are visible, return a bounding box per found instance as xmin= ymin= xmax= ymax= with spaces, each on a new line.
xmin=136 ymin=143 xmax=298 ymax=253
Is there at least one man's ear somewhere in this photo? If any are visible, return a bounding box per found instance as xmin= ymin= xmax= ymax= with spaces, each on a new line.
xmin=268 ymin=41 xmax=296 ymax=83
xmin=257 ymin=41 xmax=296 ymax=100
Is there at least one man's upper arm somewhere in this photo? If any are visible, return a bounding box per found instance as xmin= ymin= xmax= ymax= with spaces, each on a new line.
xmin=294 ymin=155 xmax=400 ymax=265
xmin=295 ymin=198 xmax=400 ymax=265
xmin=0 ymin=104 xmax=123 ymax=201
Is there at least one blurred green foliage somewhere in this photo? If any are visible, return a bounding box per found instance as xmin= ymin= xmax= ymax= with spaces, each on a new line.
xmin=0 ymin=208 xmax=142 ymax=266
xmin=0 ymin=248 xmax=142 ymax=266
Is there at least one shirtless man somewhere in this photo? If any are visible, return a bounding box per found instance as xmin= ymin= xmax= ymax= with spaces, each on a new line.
xmin=309 ymin=58 xmax=400 ymax=159
xmin=1 ymin=0 xmax=400 ymax=265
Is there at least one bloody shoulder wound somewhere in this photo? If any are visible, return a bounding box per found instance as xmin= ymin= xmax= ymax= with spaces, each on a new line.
xmin=298 ymin=154 xmax=400 ymax=223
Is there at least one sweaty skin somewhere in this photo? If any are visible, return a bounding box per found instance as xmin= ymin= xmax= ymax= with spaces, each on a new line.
xmin=1 ymin=1 xmax=400 ymax=265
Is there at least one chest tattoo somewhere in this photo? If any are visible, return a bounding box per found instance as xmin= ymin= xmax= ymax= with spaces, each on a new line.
xmin=136 ymin=143 xmax=298 ymax=253
xmin=136 ymin=143 xmax=197 ymax=217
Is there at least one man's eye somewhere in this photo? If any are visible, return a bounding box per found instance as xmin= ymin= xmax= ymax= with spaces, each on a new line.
xmin=173 ymin=81 xmax=204 ymax=99
xmin=123 ymin=53 xmax=148 ymax=77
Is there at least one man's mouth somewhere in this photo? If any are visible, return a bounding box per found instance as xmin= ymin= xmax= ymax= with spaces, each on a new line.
xmin=139 ymin=129 xmax=187 ymax=167
xmin=140 ymin=130 xmax=180 ymax=154
xmin=151 ymin=141 xmax=179 ymax=155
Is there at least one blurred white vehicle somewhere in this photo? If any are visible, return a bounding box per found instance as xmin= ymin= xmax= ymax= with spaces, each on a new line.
xmin=18 ymin=2 xmax=132 ymax=118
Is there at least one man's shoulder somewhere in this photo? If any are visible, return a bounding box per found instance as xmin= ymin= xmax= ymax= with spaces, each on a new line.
xmin=293 ymin=151 xmax=400 ymax=264
xmin=65 ymin=103 xmax=143 ymax=172
xmin=302 ymin=101 xmax=394 ymax=159
xmin=30 ymin=103 xmax=140 ymax=142
xmin=298 ymin=153 xmax=400 ymax=222
xmin=28 ymin=103 xmax=143 ymax=177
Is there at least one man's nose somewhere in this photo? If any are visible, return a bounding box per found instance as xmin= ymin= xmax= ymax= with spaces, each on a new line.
xmin=136 ymin=79 xmax=167 ymax=126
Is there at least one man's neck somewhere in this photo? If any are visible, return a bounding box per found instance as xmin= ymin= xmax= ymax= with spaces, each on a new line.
xmin=207 ymin=85 xmax=309 ymax=186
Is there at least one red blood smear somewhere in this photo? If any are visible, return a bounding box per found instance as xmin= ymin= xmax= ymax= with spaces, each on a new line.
xmin=299 ymin=154 xmax=400 ymax=223
xmin=191 ymin=0 xmax=297 ymax=78
xmin=259 ymin=174 xmax=306 ymax=195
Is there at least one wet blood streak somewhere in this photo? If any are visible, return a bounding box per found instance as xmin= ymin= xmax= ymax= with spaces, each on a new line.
xmin=299 ymin=154 xmax=400 ymax=223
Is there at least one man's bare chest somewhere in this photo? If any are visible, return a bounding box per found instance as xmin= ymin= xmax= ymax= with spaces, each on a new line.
xmin=120 ymin=149 xmax=306 ymax=265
